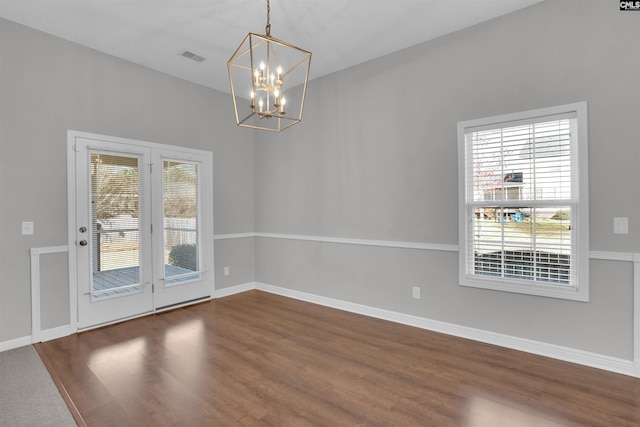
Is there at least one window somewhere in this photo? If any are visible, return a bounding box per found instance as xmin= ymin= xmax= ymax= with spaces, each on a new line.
xmin=163 ymin=160 xmax=201 ymax=285
xmin=457 ymin=103 xmax=589 ymax=301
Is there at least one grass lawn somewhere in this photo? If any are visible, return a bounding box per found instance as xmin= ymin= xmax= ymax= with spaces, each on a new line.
xmin=474 ymin=218 xmax=571 ymax=255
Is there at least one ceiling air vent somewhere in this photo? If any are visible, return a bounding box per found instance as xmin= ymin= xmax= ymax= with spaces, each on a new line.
xmin=179 ymin=50 xmax=206 ymax=63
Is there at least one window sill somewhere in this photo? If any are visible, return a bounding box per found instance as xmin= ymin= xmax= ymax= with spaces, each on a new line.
xmin=460 ymin=276 xmax=589 ymax=302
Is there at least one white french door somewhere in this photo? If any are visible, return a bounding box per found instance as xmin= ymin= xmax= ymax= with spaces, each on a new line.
xmin=70 ymin=132 xmax=214 ymax=329
xmin=151 ymin=147 xmax=213 ymax=308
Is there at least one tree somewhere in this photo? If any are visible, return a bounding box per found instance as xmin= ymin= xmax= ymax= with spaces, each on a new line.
xmin=163 ymin=161 xmax=198 ymax=218
xmin=91 ymin=154 xmax=139 ymax=219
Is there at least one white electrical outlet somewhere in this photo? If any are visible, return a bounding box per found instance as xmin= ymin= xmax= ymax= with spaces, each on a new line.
xmin=22 ymin=221 xmax=34 ymax=235
xmin=412 ymin=286 xmax=421 ymax=299
xmin=224 ymin=266 xmax=230 ymax=276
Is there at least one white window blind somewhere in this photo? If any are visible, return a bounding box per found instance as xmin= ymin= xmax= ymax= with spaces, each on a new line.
xmin=458 ymin=103 xmax=589 ymax=301
xmin=163 ymin=160 xmax=201 ymax=285
xmin=90 ymin=152 xmax=142 ymax=298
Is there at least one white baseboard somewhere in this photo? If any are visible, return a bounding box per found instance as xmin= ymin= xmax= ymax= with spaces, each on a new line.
xmin=214 ymin=282 xmax=257 ymax=299
xmin=39 ymin=325 xmax=72 ymax=343
xmin=0 ymin=335 xmax=32 ymax=352
xmin=255 ymin=282 xmax=637 ymax=378
xmin=2 ymin=283 xmax=257 ymax=352
xmin=7 ymin=279 xmax=635 ymax=377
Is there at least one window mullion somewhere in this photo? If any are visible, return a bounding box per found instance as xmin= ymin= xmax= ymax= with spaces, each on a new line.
xmin=530 ymin=124 xmax=538 ymax=281
xmin=499 ymin=128 xmax=505 ymax=279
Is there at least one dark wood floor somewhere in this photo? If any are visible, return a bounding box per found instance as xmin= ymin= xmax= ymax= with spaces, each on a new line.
xmin=37 ymin=290 xmax=640 ymax=426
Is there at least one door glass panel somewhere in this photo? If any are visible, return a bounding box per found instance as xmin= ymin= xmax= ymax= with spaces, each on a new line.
xmin=91 ymin=153 xmax=142 ymax=299
xmin=163 ymin=160 xmax=200 ymax=285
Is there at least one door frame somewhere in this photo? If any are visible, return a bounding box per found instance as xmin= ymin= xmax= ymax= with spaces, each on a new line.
xmin=67 ymin=130 xmax=215 ymax=331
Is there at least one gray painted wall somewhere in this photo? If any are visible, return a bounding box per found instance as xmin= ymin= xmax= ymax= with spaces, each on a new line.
xmin=0 ymin=18 xmax=255 ymax=341
xmin=255 ymin=0 xmax=640 ymax=359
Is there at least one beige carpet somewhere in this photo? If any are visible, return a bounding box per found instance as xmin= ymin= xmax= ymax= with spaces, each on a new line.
xmin=0 ymin=345 xmax=75 ymax=426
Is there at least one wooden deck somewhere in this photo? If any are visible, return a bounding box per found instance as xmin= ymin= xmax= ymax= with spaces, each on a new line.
xmin=92 ymin=265 xmax=196 ymax=298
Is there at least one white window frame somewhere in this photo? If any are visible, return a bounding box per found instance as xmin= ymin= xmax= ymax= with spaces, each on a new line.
xmin=457 ymin=102 xmax=589 ymax=301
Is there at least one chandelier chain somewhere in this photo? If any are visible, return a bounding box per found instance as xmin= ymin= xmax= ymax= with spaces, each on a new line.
xmin=265 ymin=0 xmax=271 ymax=36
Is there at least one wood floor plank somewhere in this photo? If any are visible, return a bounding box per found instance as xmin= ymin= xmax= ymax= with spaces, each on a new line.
xmin=37 ymin=290 xmax=640 ymax=426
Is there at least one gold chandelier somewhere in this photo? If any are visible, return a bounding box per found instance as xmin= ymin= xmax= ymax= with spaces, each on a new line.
xmin=227 ymin=0 xmax=311 ymax=132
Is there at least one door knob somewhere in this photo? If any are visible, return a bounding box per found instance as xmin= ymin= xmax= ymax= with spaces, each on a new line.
xmin=79 ymin=240 xmax=88 ymax=246
xmin=79 ymin=226 xmax=87 ymax=233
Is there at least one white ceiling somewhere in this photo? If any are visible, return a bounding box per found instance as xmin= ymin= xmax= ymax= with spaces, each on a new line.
xmin=0 ymin=0 xmax=543 ymax=94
